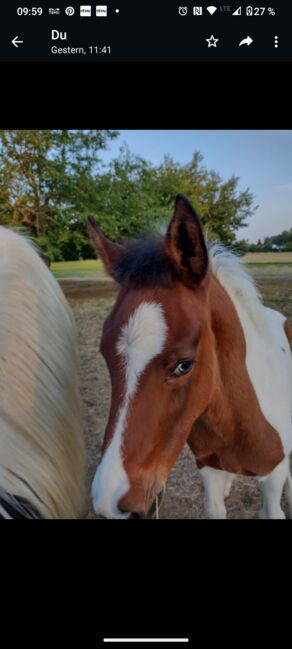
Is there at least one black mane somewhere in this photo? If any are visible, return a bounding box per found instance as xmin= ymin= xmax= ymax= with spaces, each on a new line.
xmin=114 ymin=235 xmax=173 ymax=288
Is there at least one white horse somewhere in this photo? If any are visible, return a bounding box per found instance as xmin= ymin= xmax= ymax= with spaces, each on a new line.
xmin=0 ymin=227 xmax=85 ymax=518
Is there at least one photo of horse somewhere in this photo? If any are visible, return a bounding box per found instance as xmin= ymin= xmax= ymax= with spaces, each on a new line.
xmin=87 ymin=194 xmax=292 ymax=519
xmin=1 ymin=129 xmax=291 ymax=519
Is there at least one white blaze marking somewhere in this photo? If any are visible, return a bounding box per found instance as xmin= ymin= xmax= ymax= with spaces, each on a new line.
xmin=92 ymin=302 xmax=167 ymax=518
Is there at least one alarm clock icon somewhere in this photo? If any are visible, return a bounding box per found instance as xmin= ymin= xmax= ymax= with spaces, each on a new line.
xmin=178 ymin=7 xmax=188 ymax=16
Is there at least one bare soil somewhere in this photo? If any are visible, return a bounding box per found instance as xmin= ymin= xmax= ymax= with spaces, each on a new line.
xmin=65 ymin=267 xmax=292 ymax=519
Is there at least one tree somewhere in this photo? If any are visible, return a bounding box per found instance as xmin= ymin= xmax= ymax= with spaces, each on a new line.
xmin=232 ymin=239 xmax=250 ymax=255
xmin=0 ymin=135 xmax=258 ymax=259
xmin=90 ymin=148 xmax=257 ymax=247
xmin=153 ymin=152 xmax=257 ymax=246
xmin=0 ymin=130 xmax=118 ymax=259
xmin=250 ymin=228 xmax=292 ymax=252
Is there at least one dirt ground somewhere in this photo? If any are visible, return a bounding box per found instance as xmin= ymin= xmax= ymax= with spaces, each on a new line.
xmin=64 ymin=268 xmax=292 ymax=519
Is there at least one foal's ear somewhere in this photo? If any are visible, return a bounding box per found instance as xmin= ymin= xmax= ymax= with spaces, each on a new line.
xmin=165 ymin=194 xmax=208 ymax=287
xmin=87 ymin=216 xmax=125 ymax=279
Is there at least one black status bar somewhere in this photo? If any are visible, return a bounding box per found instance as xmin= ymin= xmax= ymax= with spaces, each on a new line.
xmin=1 ymin=1 xmax=291 ymax=62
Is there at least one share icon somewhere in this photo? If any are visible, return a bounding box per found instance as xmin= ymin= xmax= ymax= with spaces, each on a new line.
xmin=238 ymin=36 xmax=253 ymax=47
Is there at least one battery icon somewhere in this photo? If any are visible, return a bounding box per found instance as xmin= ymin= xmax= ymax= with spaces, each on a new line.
xmin=246 ymin=6 xmax=253 ymax=15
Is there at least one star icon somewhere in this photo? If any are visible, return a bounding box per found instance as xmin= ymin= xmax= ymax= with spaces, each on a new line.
xmin=206 ymin=35 xmax=219 ymax=47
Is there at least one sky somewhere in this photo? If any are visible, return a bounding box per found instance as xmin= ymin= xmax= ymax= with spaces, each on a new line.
xmin=100 ymin=130 xmax=292 ymax=243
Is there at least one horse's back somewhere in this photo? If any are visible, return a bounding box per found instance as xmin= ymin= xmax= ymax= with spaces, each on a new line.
xmin=0 ymin=227 xmax=85 ymax=518
xmin=0 ymin=226 xmax=66 ymax=306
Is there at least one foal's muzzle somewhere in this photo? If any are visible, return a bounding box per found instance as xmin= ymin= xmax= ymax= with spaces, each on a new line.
xmin=128 ymin=488 xmax=165 ymax=520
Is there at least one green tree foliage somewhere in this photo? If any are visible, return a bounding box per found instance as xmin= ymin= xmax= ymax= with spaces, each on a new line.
xmin=90 ymin=148 xmax=256 ymax=246
xmin=247 ymin=229 xmax=292 ymax=252
xmin=0 ymin=133 xmax=257 ymax=260
xmin=232 ymin=239 xmax=250 ymax=255
xmin=0 ymin=130 xmax=118 ymax=260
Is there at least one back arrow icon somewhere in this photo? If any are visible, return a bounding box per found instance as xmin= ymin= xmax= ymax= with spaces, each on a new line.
xmin=239 ymin=36 xmax=253 ymax=47
xmin=12 ymin=36 xmax=23 ymax=47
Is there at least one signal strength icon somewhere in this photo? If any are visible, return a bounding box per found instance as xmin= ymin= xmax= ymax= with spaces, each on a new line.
xmin=232 ymin=6 xmax=242 ymax=15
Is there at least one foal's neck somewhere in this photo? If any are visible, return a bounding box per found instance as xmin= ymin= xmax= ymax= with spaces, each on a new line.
xmin=188 ymin=276 xmax=284 ymax=476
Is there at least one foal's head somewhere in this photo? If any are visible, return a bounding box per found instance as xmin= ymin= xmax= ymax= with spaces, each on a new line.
xmin=88 ymin=195 xmax=215 ymax=518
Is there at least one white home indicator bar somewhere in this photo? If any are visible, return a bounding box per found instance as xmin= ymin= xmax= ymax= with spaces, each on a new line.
xmin=103 ymin=640 xmax=189 ymax=644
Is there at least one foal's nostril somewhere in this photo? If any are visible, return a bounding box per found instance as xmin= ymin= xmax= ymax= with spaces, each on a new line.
xmin=128 ymin=511 xmax=148 ymax=520
xmin=127 ymin=489 xmax=165 ymax=520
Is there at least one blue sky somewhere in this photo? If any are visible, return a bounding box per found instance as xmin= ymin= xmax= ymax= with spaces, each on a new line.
xmin=100 ymin=130 xmax=292 ymax=243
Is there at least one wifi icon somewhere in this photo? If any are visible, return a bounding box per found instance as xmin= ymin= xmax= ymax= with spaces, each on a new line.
xmin=207 ymin=5 xmax=217 ymax=14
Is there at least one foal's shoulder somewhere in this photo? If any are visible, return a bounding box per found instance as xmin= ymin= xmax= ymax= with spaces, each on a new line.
xmin=263 ymin=306 xmax=292 ymax=347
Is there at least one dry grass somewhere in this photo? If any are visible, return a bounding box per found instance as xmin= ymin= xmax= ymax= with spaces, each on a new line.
xmin=243 ymin=252 xmax=292 ymax=264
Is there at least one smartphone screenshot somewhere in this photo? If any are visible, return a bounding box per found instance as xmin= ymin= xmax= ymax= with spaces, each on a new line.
xmin=0 ymin=0 xmax=290 ymax=646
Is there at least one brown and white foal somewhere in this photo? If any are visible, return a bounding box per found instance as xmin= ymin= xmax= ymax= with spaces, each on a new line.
xmin=88 ymin=194 xmax=292 ymax=519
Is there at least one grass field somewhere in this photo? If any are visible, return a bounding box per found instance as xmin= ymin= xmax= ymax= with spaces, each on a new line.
xmin=51 ymin=252 xmax=292 ymax=278
xmin=51 ymin=259 xmax=103 ymax=278
xmin=243 ymin=252 xmax=292 ymax=267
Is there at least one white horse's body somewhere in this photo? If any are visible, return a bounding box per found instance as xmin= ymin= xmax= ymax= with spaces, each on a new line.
xmin=0 ymin=227 xmax=84 ymax=518
xmin=201 ymin=245 xmax=292 ymax=519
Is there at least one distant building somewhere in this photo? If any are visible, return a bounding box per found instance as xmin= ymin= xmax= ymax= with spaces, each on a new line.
xmin=271 ymin=244 xmax=285 ymax=251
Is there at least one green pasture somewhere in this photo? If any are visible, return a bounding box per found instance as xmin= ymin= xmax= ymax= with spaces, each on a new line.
xmin=51 ymin=254 xmax=292 ymax=279
xmin=51 ymin=259 xmax=104 ymax=278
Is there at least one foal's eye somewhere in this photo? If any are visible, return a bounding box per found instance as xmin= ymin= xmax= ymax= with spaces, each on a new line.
xmin=170 ymin=359 xmax=195 ymax=378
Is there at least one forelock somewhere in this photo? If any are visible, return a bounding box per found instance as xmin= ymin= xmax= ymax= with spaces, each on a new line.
xmin=113 ymin=236 xmax=173 ymax=288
